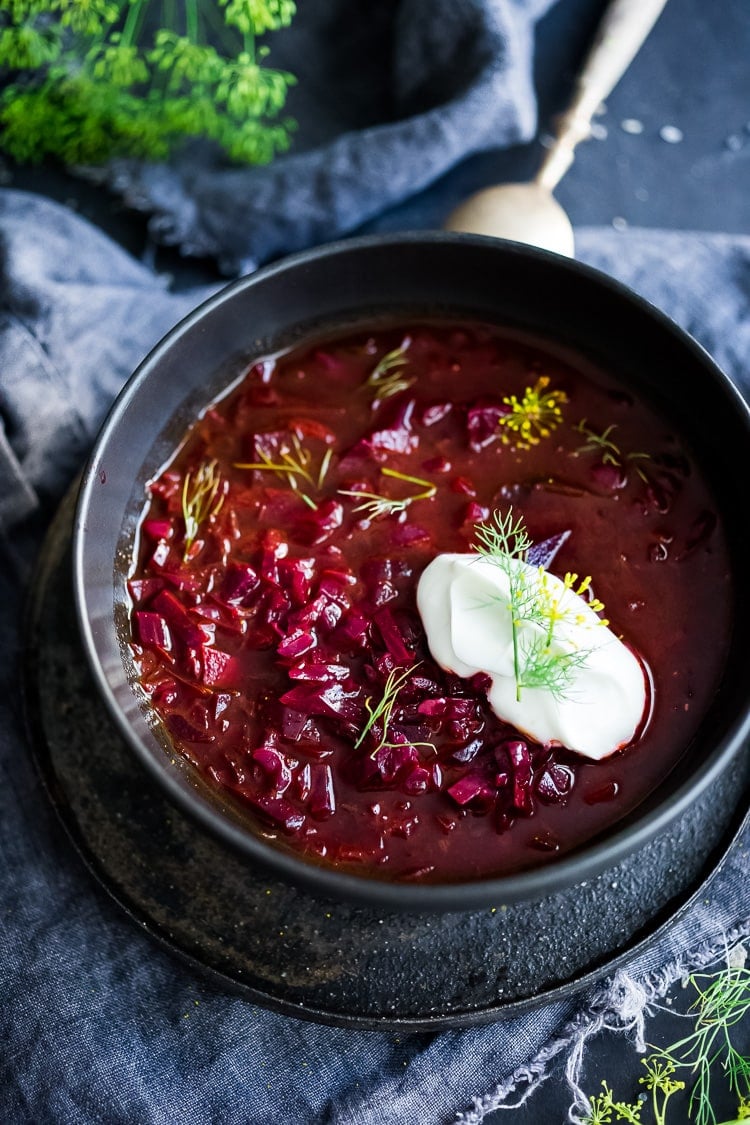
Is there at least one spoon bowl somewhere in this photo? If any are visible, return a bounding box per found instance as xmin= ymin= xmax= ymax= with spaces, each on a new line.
xmin=444 ymin=182 xmax=575 ymax=256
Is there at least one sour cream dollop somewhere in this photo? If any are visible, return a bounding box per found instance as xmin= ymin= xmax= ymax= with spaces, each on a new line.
xmin=416 ymin=554 xmax=647 ymax=760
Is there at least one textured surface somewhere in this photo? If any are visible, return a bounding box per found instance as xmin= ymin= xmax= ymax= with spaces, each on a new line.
xmin=25 ymin=488 xmax=750 ymax=1030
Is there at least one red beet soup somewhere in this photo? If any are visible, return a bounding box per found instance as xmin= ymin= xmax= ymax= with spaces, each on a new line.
xmin=126 ymin=321 xmax=732 ymax=883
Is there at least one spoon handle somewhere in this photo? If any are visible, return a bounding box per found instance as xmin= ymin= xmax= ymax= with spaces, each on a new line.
xmin=536 ymin=0 xmax=669 ymax=191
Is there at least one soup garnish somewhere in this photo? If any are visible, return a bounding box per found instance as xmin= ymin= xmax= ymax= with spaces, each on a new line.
xmin=127 ymin=322 xmax=731 ymax=882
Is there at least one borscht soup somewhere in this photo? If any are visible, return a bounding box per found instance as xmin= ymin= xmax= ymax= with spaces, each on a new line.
xmin=126 ymin=321 xmax=731 ymax=882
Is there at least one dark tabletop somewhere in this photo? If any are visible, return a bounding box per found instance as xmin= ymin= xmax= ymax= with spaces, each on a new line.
xmin=6 ymin=0 xmax=749 ymax=1121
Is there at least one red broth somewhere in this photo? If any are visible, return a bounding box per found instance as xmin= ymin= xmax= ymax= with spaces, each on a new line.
xmin=127 ymin=322 xmax=732 ymax=882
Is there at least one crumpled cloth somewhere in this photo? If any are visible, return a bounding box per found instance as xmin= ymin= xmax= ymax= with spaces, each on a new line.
xmin=0 ymin=187 xmax=748 ymax=1124
xmin=98 ymin=0 xmax=555 ymax=273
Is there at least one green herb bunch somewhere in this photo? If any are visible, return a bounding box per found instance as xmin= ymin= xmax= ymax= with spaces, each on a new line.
xmin=581 ymin=953 xmax=750 ymax=1125
xmin=0 ymin=0 xmax=296 ymax=166
xmin=474 ymin=508 xmax=606 ymax=703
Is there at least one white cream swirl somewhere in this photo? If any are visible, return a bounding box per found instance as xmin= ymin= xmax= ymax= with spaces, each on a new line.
xmin=416 ymin=553 xmax=647 ymax=760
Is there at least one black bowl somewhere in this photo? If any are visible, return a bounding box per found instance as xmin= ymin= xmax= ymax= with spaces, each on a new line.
xmin=72 ymin=232 xmax=750 ymax=911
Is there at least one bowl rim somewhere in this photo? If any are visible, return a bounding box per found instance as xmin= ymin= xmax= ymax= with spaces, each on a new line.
xmin=72 ymin=230 xmax=750 ymax=912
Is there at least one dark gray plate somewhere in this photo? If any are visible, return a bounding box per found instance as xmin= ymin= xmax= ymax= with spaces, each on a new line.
xmin=24 ymin=490 xmax=749 ymax=1030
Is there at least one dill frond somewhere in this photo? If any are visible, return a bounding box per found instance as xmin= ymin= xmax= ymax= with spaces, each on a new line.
xmin=181 ymin=460 xmax=224 ymax=561
xmin=339 ymin=467 xmax=436 ymax=521
xmin=365 ymin=338 xmax=414 ymax=403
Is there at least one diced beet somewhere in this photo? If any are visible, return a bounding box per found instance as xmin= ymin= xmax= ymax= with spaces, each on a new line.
xmin=278 ymin=556 xmax=316 ymax=606
xmin=128 ymin=577 xmax=165 ymax=604
xmin=212 ymin=693 xmax=232 ymax=720
xmin=506 ymin=741 xmax=533 ymax=812
xmin=200 ymin=647 xmax=237 ymax=688
xmin=403 ymin=764 xmax=431 ymax=795
xmin=166 ymin=713 xmax=215 ymax=743
xmin=132 ymin=611 xmax=172 ymax=652
xmin=470 ymin=666 xmax=492 ymax=693
xmin=421 ymin=455 xmax=452 ymax=473
xmin=288 ymin=592 xmax=342 ymax=634
xmin=294 ymin=762 xmax=312 ymax=801
xmin=161 ymin=565 xmax=214 ymax=596
xmin=466 ymin=399 xmax=507 ymax=451
xmin=289 ymin=416 xmax=338 ymax=445
xmin=591 ymin=462 xmax=627 ymax=491
xmin=151 ymin=590 xmax=203 ymax=647
xmin=333 ymin=606 xmax=371 ymax=649
xmin=276 ymin=628 xmax=317 ymax=660
xmin=390 ymin=814 xmax=419 ymax=839
xmin=150 ymin=541 xmax=172 ymax=569
xmin=451 ymin=475 xmax=476 ymax=496
xmin=373 ymin=741 xmax=418 ymax=783
xmin=252 ymin=746 xmax=293 ymax=796
xmin=391 ymin=523 xmax=431 ymax=547
xmin=374 ymin=606 xmax=414 ymax=662
xmin=450 ymin=738 xmax=483 ymax=764
xmin=219 ymin=562 xmax=260 ymax=605
xmin=536 ymin=763 xmax=575 ymax=804
xmin=151 ymin=680 xmax=179 ymax=707
xmin=466 ymin=501 xmax=490 ymax=525
xmin=258 ymin=587 xmax=292 ymax=635
xmin=243 ymin=791 xmax=305 ymax=835
xmin=295 ymin=499 xmax=344 ymax=546
xmin=447 ymin=773 xmax=494 ymax=807
xmin=308 ymin=763 xmax=336 ymax=819
xmin=365 ymin=398 xmax=419 ymax=455
xmin=317 ymin=572 xmax=354 ymax=607
xmin=280 ymin=682 xmax=361 ymax=723
xmin=416 ymin=697 xmax=476 ymax=726
xmin=149 ymin=470 xmax=181 ymax=501
xmin=287 ymin=660 xmax=349 ymax=683
xmin=142 ymin=518 xmax=174 ymax=542
xmin=258 ymin=488 xmax=307 ymax=526
xmin=526 ymin=531 xmax=571 ymax=570
xmin=420 ymin=402 xmax=452 ymax=426
xmin=259 ymin=531 xmax=289 ymax=584
xmin=416 ymin=697 xmax=449 ymax=718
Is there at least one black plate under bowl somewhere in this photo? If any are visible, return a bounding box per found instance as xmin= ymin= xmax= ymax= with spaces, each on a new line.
xmin=24 ymin=489 xmax=750 ymax=1030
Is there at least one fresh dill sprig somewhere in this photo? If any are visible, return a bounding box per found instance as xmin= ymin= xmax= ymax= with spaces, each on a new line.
xmin=650 ymin=958 xmax=750 ymax=1125
xmin=365 ymin=338 xmax=414 ymax=403
xmin=354 ymin=662 xmax=436 ymax=759
xmin=181 ymin=459 xmax=224 ymax=561
xmin=580 ymin=951 xmax=750 ymax=1125
xmin=339 ymin=467 xmax=436 ymax=520
xmin=354 ymin=664 xmax=412 ymax=752
xmin=498 ymin=375 xmax=568 ymax=449
xmin=575 ymin=419 xmax=651 ymax=482
xmin=473 ymin=508 xmax=606 ymax=703
xmin=0 ymin=0 xmax=297 ymax=166
xmin=235 ymin=434 xmax=333 ymax=510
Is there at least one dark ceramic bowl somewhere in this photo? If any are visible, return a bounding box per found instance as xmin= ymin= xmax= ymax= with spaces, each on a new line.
xmin=73 ymin=233 xmax=750 ymax=911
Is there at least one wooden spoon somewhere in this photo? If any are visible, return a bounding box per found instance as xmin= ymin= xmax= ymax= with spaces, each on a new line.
xmin=445 ymin=0 xmax=670 ymax=256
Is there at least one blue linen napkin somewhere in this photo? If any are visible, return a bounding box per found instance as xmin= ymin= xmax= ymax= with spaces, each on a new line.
xmin=0 ymin=186 xmax=749 ymax=1124
xmin=99 ymin=0 xmax=557 ymax=274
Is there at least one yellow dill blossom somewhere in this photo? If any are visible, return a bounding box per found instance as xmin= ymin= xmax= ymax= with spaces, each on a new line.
xmin=562 ymin=572 xmax=608 ymax=625
xmin=498 ymin=376 xmax=567 ymax=448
